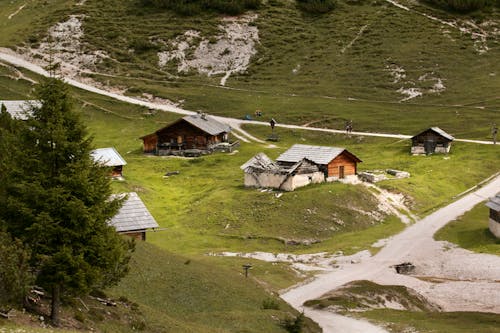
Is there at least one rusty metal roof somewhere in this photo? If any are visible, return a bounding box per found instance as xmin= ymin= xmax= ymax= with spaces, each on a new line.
xmin=0 ymin=100 xmax=41 ymax=120
xmin=91 ymin=147 xmax=127 ymax=167
xmin=277 ymin=144 xmax=347 ymax=165
xmin=109 ymin=192 xmax=159 ymax=232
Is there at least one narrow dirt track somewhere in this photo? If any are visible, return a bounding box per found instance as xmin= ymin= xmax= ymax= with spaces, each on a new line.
xmin=281 ymin=175 xmax=500 ymax=332
xmin=0 ymin=49 xmax=496 ymax=145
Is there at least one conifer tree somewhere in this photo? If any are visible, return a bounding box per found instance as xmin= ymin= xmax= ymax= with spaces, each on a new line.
xmin=0 ymin=79 xmax=133 ymax=325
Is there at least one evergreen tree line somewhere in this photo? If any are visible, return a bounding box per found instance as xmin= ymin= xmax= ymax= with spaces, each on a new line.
xmin=141 ymin=0 xmax=261 ymax=15
xmin=0 ymin=79 xmax=133 ymax=325
xmin=425 ymin=0 xmax=499 ymax=12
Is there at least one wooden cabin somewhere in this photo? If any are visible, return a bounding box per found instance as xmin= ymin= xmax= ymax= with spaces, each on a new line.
xmin=241 ymin=153 xmax=325 ymax=191
xmin=140 ymin=113 xmax=232 ymax=155
xmin=0 ymin=100 xmax=41 ymax=120
xmin=411 ymin=127 xmax=454 ymax=155
xmin=108 ymin=192 xmax=159 ymax=241
xmin=91 ymin=147 xmax=127 ymax=178
xmin=486 ymin=192 xmax=500 ymax=238
xmin=276 ymin=144 xmax=362 ymax=179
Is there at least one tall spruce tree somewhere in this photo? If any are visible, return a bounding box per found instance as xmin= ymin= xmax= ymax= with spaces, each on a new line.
xmin=0 ymin=79 xmax=133 ymax=325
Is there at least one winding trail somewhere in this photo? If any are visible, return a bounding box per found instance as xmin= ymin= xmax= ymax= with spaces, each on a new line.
xmin=281 ymin=174 xmax=500 ymax=332
xmin=0 ymin=48 xmax=497 ymax=145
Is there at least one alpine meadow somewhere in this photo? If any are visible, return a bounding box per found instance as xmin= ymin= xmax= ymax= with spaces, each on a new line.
xmin=0 ymin=0 xmax=499 ymax=332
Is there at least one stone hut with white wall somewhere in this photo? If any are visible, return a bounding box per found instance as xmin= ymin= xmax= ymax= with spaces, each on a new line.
xmin=240 ymin=153 xmax=324 ymax=191
xmin=486 ymin=192 xmax=500 ymax=238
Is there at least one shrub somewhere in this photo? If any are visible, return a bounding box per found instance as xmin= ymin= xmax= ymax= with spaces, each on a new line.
xmin=0 ymin=231 xmax=33 ymax=307
xmin=140 ymin=0 xmax=261 ymax=15
xmin=296 ymin=0 xmax=337 ymax=14
xmin=281 ymin=312 xmax=305 ymax=333
xmin=424 ymin=0 xmax=498 ymax=12
xmin=262 ymin=297 xmax=280 ymax=310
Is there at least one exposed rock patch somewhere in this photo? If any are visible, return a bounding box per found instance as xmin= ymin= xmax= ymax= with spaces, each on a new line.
xmin=157 ymin=14 xmax=259 ymax=86
xmin=24 ymin=15 xmax=107 ymax=78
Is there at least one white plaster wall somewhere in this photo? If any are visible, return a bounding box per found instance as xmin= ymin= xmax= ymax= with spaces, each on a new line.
xmin=435 ymin=145 xmax=451 ymax=153
xmin=411 ymin=146 xmax=425 ymax=155
xmin=489 ymin=218 xmax=500 ymax=238
xmin=244 ymin=172 xmax=325 ymax=191
xmin=244 ymin=172 xmax=287 ymax=189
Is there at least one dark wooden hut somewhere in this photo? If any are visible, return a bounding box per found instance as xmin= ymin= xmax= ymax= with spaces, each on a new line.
xmin=276 ymin=144 xmax=362 ymax=179
xmin=411 ymin=127 xmax=454 ymax=155
xmin=140 ymin=113 xmax=232 ymax=155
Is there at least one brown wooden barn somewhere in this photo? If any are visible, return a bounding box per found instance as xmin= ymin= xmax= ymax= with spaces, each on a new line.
xmin=411 ymin=127 xmax=454 ymax=155
xmin=140 ymin=113 xmax=232 ymax=155
xmin=108 ymin=192 xmax=159 ymax=241
xmin=486 ymin=192 xmax=500 ymax=238
xmin=276 ymin=144 xmax=362 ymax=179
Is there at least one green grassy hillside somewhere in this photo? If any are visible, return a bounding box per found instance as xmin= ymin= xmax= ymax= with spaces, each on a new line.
xmin=435 ymin=201 xmax=500 ymax=254
xmin=1 ymin=0 xmax=498 ymax=138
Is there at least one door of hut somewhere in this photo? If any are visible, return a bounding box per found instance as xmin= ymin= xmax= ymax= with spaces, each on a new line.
xmin=424 ymin=138 xmax=436 ymax=154
xmin=339 ymin=166 xmax=345 ymax=179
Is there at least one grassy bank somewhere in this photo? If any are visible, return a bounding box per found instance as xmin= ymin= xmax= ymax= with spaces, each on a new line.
xmin=435 ymin=202 xmax=500 ymax=254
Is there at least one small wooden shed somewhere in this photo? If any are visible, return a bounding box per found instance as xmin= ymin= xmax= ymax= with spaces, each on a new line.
xmin=486 ymin=192 xmax=500 ymax=238
xmin=140 ymin=113 xmax=232 ymax=155
xmin=411 ymin=127 xmax=454 ymax=155
xmin=0 ymin=100 xmax=41 ymax=120
xmin=108 ymin=192 xmax=159 ymax=241
xmin=276 ymin=144 xmax=362 ymax=179
xmin=91 ymin=147 xmax=127 ymax=178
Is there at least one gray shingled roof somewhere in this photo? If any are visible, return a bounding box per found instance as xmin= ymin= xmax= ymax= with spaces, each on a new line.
xmin=240 ymin=153 xmax=280 ymax=172
xmin=91 ymin=147 xmax=127 ymax=167
xmin=276 ymin=144 xmax=346 ymax=165
xmin=413 ymin=127 xmax=455 ymax=141
xmin=182 ymin=114 xmax=231 ymax=135
xmin=486 ymin=192 xmax=500 ymax=212
xmin=109 ymin=192 xmax=159 ymax=232
xmin=0 ymin=100 xmax=41 ymax=120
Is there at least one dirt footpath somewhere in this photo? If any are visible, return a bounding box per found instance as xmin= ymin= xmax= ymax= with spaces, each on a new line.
xmin=281 ymin=175 xmax=500 ymax=332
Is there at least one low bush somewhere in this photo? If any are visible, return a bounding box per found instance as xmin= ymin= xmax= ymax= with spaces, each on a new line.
xmin=140 ymin=0 xmax=261 ymax=15
xmin=296 ymin=0 xmax=337 ymax=14
xmin=262 ymin=297 xmax=280 ymax=310
xmin=424 ymin=0 xmax=498 ymax=12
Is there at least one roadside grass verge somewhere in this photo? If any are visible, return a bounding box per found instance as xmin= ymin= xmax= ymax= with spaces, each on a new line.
xmin=435 ymin=202 xmax=500 ymax=255
xmin=357 ymin=309 xmax=500 ymax=333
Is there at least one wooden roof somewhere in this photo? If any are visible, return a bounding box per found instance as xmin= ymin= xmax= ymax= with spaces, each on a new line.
xmin=412 ymin=127 xmax=455 ymax=141
xmin=486 ymin=192 xmax=500 ymax=212
xmin=91 ymin=147 xmax=127 ymax=167
xmin=140 ymin=113 xmax=231 ymax=139
xmin=276 ymin=144 xmax=362 ymax=165
xmin=0 ymin=100 xmax=41 ymax=120
xmin=109 ymin=192 xmax=159 ymax=232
